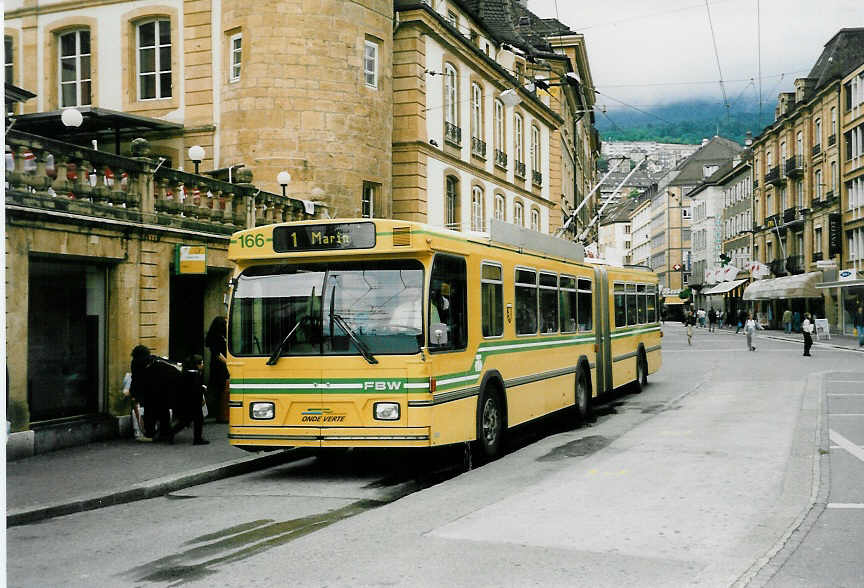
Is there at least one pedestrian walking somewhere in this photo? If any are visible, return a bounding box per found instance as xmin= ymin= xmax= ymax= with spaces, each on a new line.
xmin=782 ymin=308 xmax=793 ymax=334
xmin=169 ymin=354 xmax=209 ymax=445
xmin=792 ymin=311 xmax=801 ymax=333
xmin=129 ymin=345 xmax=177 ymax=441
xmin=744 ymin=313 xmax=762 ymax=351
xmin=802 ymin=313 xmax=814 ymax=357
xmin=736 ymin=309 xmax=747 ymax=334
xmin=708 ymin=308 xmax=717 ymax=332
xmin=854 ymin=303 xmax=864 ymax=347
xmin=205 ymin=316 xmax=230 ymax=422
xmin=686 ymin=310 xmax=696 ymax=345
xmin=697 ymin=308 xmax=706 ymax=328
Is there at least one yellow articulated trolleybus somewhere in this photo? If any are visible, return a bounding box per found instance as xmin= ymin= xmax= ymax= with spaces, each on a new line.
xmin=226 ymin=218 xmax=661 ymax=458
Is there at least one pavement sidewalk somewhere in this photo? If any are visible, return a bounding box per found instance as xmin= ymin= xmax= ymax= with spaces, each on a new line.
xmin=5 ymin=422 xmax=298 ymax=527
xmin=681 ymin=323 xmax=864 ymax=352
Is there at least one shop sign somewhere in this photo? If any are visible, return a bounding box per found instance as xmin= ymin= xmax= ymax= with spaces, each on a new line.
xmin=828 ymin=213 xmax=842 ymax=257
xmin=175 ymin=245 xmax=207 ymax=275
xmin=838 ymin=269 xmax=857 ymax=282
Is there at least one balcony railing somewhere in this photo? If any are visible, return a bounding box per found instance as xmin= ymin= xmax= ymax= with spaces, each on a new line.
xmin=471 ymin=136 xmax=486 ymax=159
xmin=753 ymin=178 xmax=759 ymax=189
xmin=769 ymin=258 xmax=787 ymax=277
xmin=765 ymin=166 xmax=783 ymax=185
xmin=812 ymin=144 xmax=821 ymax=157
xmin=494 ymin=149 xmax=507 ymax=169
xmin=785 ymin=255 xmax=804 ymax=275
xmin=515 ymin=161 xmax=526 ymax=179
xmin=532 ymin=170 xmax=542 ymax=186
xmin=4 ymin=130 xmax=323 ymax=233
xmin=812 ymin=251 xmax=823 ymax=262
xmin=445 ymin=122 xmax=462 ymax=146
xmin=824 ymin=189 xmax=836 ymax=203
xmin=784 ymin=155 xmax=804 ymax=177
xmin=828 ymin=134 xmax=836 ymax=146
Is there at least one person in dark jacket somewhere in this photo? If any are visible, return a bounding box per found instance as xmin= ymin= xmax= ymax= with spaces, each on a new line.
xmin=708 ymin=308 xmax=717 ymax=332
xmin=170 ymin=354 xmax=209 ymax=445
xmin=205 ymin=316 xmax=229 ymax=422
xmin=129 ymin=345 xmax=177 ymax=441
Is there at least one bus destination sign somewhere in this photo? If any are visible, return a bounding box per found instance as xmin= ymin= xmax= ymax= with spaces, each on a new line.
xmin=273 ymin=222 xmax=376 ymax=252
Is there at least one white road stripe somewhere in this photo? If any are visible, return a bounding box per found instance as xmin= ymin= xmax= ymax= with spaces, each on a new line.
xmin=829 ymin=413 xmax=864 ymax=416
xmin=826 ymin=503 xmax=864 ymax=509
xmin=829 ymin=429 xmax=864 ymax=463
xmin=828 ymin=393 xmax=864 ymax=397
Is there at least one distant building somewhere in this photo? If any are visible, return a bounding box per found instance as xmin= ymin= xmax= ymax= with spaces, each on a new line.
xmin=598 ymin=198 xmax=636 ymax=265
xmin=602 ymin=140 xmax=700 ymax=176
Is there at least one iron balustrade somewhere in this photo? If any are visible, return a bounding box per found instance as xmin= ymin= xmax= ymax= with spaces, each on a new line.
xmin=812 ymin=251 xmax=823 ymax=262
xmin=532 ymin=170 xmax=542 ymax=186
xmin=812 ymin=144 xmax=821 ymax=157
xmin=445 ymin=122 xmax=462 ymax=146
xmin=828 ymin=134 xmax=836 ymax=146
xmin=765 ymin=166 xmax=782 ymax=184
xmin=515 ymin=161 xmax=526 ymax=179
xmin=471 ymin=137 xmax=486 ymax=158
xmin=494 ymin=149 xmax=507 ymax=169
xmin=769 ymin=258 xmax=787 ymax=276
xmin=785 ymin=255 xmax=804 ymax=275
xmin=785 ymin=155 xmax=804 ymax=177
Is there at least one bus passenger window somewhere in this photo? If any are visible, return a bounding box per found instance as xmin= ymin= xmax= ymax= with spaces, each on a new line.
xmin=559 ymin=276 xmax=577 ymax=333
xmin=646 ymin=285 xmax=657 ymax=322
xmin=626 ymin=283 xmax=637 ymax=326
xmin=613 ymin=283 xmax=626 ymax=327
xmin=539 ymin=272 xmax=558 ymax=333
xmin=515 ymin=268 xmax=537 ymax=335
xmin=481 ymin=263 xmax=503 ymax=337
xmin=637 ymin=284 xmax=647 ymax=324
xmin=429 ymin=254 xmax=467 ymax=352
xmin=577 ymin=278 xmax=592 ymax=331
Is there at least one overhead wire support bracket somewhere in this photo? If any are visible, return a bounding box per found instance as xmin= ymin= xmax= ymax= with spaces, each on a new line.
xmin=577 ymin=155 xmax=649 ymax=243
xmin=555 ymin=156 xmax=626 ymax=238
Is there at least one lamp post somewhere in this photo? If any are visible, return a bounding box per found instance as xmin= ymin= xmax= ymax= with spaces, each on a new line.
xmin=277 ymin=171 xmax=291 ymax=198
xmin=188 ymin=145 xmax=205 ymax=175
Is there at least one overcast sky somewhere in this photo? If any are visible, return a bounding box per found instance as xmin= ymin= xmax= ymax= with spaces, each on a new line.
xmin=528 ymin=0 xmax=864 ymax=112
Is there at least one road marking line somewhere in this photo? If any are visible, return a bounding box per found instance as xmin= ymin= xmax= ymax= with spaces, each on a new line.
xmin=827 ymin=413 xmax=864 ymax=416
xmin=826 ymin=503 xmax=864 ymax=509
xmin=828 ymin=393 xmax=864 ymax=396
xmin=829 ymin=429 xmax=864 ymax=463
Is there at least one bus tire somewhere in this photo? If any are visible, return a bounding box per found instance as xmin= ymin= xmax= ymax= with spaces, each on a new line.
xmin=575 ymin=368 xmax=595 ymax=425
xmin=633 ymin=349 xmax=647 ymax=394
xmin=476 ymin=386 xmax=504 ymax=459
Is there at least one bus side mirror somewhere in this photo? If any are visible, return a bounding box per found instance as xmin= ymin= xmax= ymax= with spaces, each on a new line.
xmin=430 ymin=322 xmax=448 ymax=345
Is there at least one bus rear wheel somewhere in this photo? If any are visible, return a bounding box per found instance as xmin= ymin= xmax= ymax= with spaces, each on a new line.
xmin=575 ymin=369 xmax=594 ymax=425
xmin=633 ymin=351 xmax=647 ymax=394
xmin=477 ymin=388 xmax=504 ymax=458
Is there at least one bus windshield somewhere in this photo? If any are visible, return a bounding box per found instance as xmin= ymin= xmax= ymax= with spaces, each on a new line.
xmin=229 ymin=260 xmax=424 ymax=358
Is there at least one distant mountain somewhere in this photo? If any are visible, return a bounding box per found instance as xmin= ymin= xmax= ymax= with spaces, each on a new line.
xmin=595 ymin=98 xmax=775 ymax=146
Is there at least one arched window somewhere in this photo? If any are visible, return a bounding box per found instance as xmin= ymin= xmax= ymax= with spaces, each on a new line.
xmin=531 ymin=207 xmax=540 ymax=231
xmin=494 ymin=194 xmax=505 ymax=221
xmin=471 ymin=82 xmax=483 ymax=142
xmin=471 ymin=186 xmax=485 ymax=231
xmin=531 ymin=125 xmax=540 ymax=170
xmin=444 ymin=63 xmax=458 ymax=126
xmin=514 ymin=201 xmax=524 ymax=227
xmin=494 ymin=99 xmax=505 ymax=157
xmin=445 ymin=175 xmax=460 ymax=230
xmin=514 ymin=113 xmax=524 ymax=165
xmin=59 ymin=29 xmax=92 ymax=107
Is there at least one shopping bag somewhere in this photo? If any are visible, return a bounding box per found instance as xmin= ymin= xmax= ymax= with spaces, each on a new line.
xmin=202 ymin=395 xmax=209 ymax=418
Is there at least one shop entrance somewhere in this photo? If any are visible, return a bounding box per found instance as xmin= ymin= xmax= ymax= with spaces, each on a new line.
xmin=169 ymin=274 xmax=206 ymax=364
xmin=28 ymin=259 xmax=105 ymax=421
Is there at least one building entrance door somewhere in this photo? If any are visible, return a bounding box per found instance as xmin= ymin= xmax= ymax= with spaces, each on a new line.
xmin=169 ymin=275 xmax=206 ymax=364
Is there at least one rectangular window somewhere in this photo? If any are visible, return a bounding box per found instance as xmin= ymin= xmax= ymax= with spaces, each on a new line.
xmin=559 ymin=276 xmax=577 ymax=333
xmin=814 ymin=227 xmax=822 ymax=253
xmin=471 ymin=82 xmax=482 ymax=141
xmin=613 ymin=282 xmax=626 ymax=327
xmin=230 ymin=34 xmax=242 ymax=82
xmin=514 ymin=113 xmax=523 ymax=164
xmin=59 ymin=30 xmax=92 ymax=107
xmin=531 ymin=125 xmax=540 ymax=171
xmin=137 ymin=19 xmax=171 ymax=100
xmin=646 ymin=284 xmax=657 ymax=323
xmin=5 ymin=35 xmax=12 ymax=85
xmin=361 ymin=182 xmax=375 ymax=218
xmin=364 ymin=40 xmax=378 ymax=89
xmin=444 ymin=64 xmax=458 ymax=126
xmin=577 ymin=278 xmax=592 ymax=331
xmin=429 ymin=255 xmax=467 ymax=351
xmin=481 ymin=263 xmax=503 ymax=338
xmin=637 ymin=284 xmax=647 ymax=324
xmin=626 ymin=283 xmax=637 ymax=326
xmin=538 ymin=272 xmax=558 ymax=334
xmin=515 ymin=268 xmax=537 ymax=335
xmin=494 ymin=100 xmax=504 ymax=153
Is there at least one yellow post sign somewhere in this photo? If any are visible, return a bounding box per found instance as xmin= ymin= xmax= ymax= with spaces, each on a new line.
xmin=175 ymin=245 xmax=207 ymax=275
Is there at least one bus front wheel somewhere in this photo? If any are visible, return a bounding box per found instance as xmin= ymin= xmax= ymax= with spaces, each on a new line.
xmin=477 ymin=388 xmax=504 ymax=458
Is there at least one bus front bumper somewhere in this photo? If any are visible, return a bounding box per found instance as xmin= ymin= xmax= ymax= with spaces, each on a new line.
xmin=228 ymin=426 xmax=432 ymax=448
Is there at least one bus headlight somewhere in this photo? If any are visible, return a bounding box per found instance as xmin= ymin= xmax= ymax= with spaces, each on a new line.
xmin=373 ymin=402 xmax=400 ymax=421
xmin=250 ymin=402 xmax=275 ymax=420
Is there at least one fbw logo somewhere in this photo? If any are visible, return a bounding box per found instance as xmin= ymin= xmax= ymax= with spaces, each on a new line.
xmin=363 ymin=381 xmax=404 ymax=391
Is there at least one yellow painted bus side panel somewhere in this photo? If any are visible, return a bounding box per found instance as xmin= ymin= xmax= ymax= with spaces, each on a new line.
xmin=428 ymin=398 xmax=478 ymax=446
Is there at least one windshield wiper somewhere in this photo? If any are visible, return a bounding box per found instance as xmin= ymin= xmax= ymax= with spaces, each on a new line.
xmin=331 ymin=313 xmax=378 ymax=364
xmin=266 ymin=316 xmax=308 ymax=366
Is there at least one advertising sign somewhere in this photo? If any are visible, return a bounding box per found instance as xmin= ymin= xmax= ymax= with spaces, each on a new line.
xmin=828 ymin=213 xmax=842 ymax=257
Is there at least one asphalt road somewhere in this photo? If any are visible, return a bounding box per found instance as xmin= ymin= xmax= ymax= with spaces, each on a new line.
xmin=7 ymin=325 xmax=864 ymax=587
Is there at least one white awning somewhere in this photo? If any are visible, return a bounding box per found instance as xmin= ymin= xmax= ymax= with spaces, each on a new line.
xmin=742 ymin=272 xmax=823 ymax=300
xmin=701 ymin=278 xmax=748 ymax=295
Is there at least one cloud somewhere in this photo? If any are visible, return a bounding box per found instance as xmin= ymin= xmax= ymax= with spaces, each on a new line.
xmin=529 ymin=0 xmax=864 ymax=109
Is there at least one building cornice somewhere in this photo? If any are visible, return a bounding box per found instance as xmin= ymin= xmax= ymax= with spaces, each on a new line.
xmin=5 ymin=0 xmax=131 ymax=19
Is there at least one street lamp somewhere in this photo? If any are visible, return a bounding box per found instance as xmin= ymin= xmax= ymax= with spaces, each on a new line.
xmin=277 ymin=171 xmax=291 ymax=198
xmin=188 ymin=145 xmax=205 ymax=174
xmin=61 ymin=107 xmax=83 ymax=128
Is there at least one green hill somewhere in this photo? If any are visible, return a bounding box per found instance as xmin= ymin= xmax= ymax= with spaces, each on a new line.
xmin=595 ymin=98 xmax=773 ymax=145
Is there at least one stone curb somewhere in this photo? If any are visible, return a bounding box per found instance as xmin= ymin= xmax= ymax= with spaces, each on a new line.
xmin=7 ymin=449 xmax=303 ymax=527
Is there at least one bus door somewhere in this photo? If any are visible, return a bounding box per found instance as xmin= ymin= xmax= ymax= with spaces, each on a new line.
xmin=593 ymin=266 xmax=613 ymax=395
